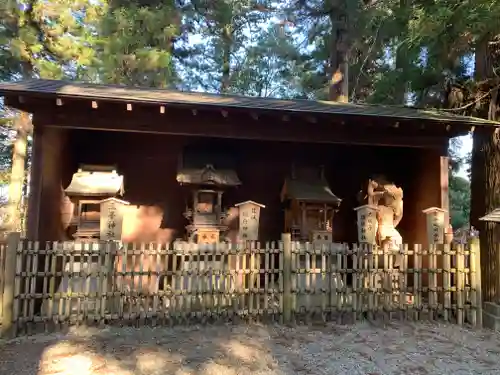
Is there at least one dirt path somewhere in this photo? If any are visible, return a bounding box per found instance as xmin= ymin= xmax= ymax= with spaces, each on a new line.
xmin=0 ymin=321 xmax=499 ymax=375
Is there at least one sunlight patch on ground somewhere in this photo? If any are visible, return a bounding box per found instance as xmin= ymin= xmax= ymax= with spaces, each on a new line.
xmin=0 ymin=322 xmax=498 ymax=375
xmin=40 ymin=352 xmax=93 ymax=375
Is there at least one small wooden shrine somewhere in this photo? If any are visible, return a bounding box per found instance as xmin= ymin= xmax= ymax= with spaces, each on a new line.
xmin=64 ymin=165 xmax=125 ymax=239
xmin=177 ymin=164 xmax=241 ymax=243
xmin=281 ymin=166 xmax=341 ymax=241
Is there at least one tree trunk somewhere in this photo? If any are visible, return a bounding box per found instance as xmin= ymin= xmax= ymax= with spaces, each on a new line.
xmin=328 ymin=1 xmax=349 ymax=102
xmin=470 ymin=36 xmax=500 ymax=302
xmin=393 ymin=0 xmax=408 ymax=105
xmin=220 ymin=25 xmax=232 ymax=94
xmin=6 ymin=112 xmax=30 ymax=233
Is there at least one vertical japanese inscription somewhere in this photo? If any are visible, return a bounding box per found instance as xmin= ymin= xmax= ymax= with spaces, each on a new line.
xmin=237 ymin=202 xmax=264 ymax=241
xmin=360 ymin=213 xmax=367 ymax=242
xmin=106 ymin=200 xmax=117 ymax=240
xmin=355 ymin=205 xmax=378 ymax=244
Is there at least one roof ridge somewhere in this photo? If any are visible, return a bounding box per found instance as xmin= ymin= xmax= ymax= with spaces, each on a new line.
xmin=0 ymin=79 xmax=498 ymax=126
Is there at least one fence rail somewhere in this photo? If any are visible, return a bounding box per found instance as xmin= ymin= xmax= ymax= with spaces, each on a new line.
xmin=0 ymin=233 xmax=482 ymax=337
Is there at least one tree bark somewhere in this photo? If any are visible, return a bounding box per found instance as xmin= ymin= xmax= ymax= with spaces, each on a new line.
xmin=328 ymin=1 xmax=349 ymax=102
xmin=6 ymin=112 xmax=30 ymax=233
xmin=393 ymin=0 xmax=408 ymax=105
xmin=220 ymin=25 xmax=232 ymax=94
xmin=470 ymin=36 xmax=500 ymax=302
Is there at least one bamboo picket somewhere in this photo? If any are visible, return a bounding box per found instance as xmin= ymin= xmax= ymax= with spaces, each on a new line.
xmin=0 ymin=233 xmax=483 ymax=337
xmin=0 ymin=239 xmax=6 ymax=323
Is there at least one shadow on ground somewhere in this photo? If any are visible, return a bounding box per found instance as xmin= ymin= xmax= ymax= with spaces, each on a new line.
xmin=1 ymin=321 xmax=500 ymax=375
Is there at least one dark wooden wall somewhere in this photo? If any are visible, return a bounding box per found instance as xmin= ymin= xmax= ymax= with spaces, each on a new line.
xmin=38 ymin=128 xmax=442 ymax=245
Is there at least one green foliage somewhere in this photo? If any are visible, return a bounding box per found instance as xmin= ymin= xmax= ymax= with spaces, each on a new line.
xmin=181 ymin=0 xmax=275 ymax=93
xmin=0 ymin=106 xmax=14 ymax=181
xmin=450 ymin=174 xmax=471 ymax=229
xmin=448 ymin=137 xmax=471 ymax=229
xmin=2 ymin=0 xmax=500 ymax=233
xmin=0 ymin=0 xmax=100 ymax=80
xmin=92 ymin=1 xmax=182 ymax=86
xmin=227 ymin=25 xmax=303 ymax=97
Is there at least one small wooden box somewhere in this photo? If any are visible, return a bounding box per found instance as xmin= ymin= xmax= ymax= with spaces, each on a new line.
xmin=197 ymin=228 xmax=220 ymax=244
xmin=311 ymin=230 xmax=332 ymax=243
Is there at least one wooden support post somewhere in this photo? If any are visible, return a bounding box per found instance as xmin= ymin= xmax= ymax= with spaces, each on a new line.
xmin=2 ymin=232 xmax=20 ymax=338
xmin=282 ymin=233 xmax=292 ymax=324
xmin=440 ymin=156 xmax=450 ymax=226
xmin=470 ymin=238 xmax=483 ymax=328
xmin=301 ymin=204 xmax=307 ymax=240
xmin=26 ymin=126 xmax=42 ymax=240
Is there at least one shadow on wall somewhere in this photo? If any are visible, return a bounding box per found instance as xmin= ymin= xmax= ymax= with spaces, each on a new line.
xmin=223 ymin=207 xmax=240 ymax=243
xmin=62 ymin=197 xmax=243 ymax=244
xmin=120 ymin=205 xmax=242 ymax=243
xmin=121 ymin=205 xmax=177 ymax=243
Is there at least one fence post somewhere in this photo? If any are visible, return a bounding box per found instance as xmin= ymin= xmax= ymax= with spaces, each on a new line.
xmin=470 ymin=237 xmax=482 ymax=328
xmin=2 ymin=232 xmax=20 ymax=338
xmin=282 ymin=233 xmax=292 ymax=324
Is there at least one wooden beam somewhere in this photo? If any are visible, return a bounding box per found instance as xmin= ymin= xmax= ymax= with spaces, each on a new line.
xmin=26 ymin=126 xmax=43 ymax=239
xmin=35 ymin=110 xmax=449 ymax=149
xmin=3 ymin=95 xmax=474 ymax=139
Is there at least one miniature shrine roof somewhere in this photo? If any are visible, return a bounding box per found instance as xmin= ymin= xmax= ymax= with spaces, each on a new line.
xmin=479 ymin=209 xmax=500 ymax=223
xmin=282 ymin=179 xmax=341 ymax=204
xmin=177 ymin=165 xmax=241 ymax=186
xmin=65 ymin=169 xmax=124 ymax=196
xmin=0 ymin=79 xmax=498 ymax=126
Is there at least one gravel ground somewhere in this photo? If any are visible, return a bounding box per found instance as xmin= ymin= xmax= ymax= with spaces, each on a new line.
xmin=0 ymin=321 xmax=499 ymax=375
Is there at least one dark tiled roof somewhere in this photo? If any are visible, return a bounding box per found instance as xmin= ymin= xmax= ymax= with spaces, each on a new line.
xmin=282 ymin=179 xmax=341 ymax=205
xmin=177 ymin=165 xmax=241 ymax=186
xmin=0 ymin=79 xmax=497 ymax=125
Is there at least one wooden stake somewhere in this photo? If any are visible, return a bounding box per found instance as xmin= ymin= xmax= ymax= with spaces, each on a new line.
xmin=282 ymin=233 xmax=292 ymax=324
xmin=2 ymin=232 xmax=20 ymax=339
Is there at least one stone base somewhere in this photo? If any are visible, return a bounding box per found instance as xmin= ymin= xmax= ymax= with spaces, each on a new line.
xmin=483 ymin=302 xmax=500 ymax=330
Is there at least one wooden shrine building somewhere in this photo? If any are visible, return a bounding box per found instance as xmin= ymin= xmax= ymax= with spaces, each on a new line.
xmin=0 ymin=79 xmax=497 ymax=245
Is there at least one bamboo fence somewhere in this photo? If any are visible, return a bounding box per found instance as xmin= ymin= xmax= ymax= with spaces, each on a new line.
xmin=0 ymin=233 xmax=483 ymax=338
xmin=0 ymin=240 xmax=6 ymax=323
